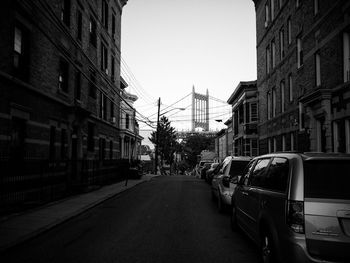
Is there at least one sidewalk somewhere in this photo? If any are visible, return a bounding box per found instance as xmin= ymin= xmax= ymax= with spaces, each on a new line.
xmin=0 ymin=174 xmax=159 ymax=252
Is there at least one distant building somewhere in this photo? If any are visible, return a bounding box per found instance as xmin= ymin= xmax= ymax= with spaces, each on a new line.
xmin=227 ymin=81 xmax=258 ymax=156
xmin=215 ymin=129 xmax=227 ymax=162
xmin=119 ymin=77 xmax=143 ymax=160
xmin=252 ymin=0 xmax=350 ymax=153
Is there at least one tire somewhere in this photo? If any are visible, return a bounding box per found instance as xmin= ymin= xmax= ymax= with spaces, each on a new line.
xmin=230 ymin=204 xmax=238 ymax=231
xmin=260 ymin=229 xmax=276 ymax=263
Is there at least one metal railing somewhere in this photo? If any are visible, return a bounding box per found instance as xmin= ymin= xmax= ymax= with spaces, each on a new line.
xmin=0 ymin=158 xmax=131 ymax=215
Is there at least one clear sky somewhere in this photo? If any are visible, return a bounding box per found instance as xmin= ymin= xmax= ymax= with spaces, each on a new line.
xmin=121 ymin=0 xmax=257 ymax=138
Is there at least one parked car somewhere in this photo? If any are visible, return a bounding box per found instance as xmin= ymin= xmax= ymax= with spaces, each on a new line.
xmin=231 ymin=152 xmax=350 ymax=263
xmin=211 ymin=156 xmax=251 ymax=212
xmin=196 ymin=160 xmax=213 ymax=178
xmin=200 ymin=162 xmax=213 ymax=179
xmin=205 ymin=162 xmax=220 ymax=183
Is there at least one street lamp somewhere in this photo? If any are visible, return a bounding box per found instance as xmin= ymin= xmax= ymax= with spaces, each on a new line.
xmin=154 ymin=98 xmax=185 ymax=175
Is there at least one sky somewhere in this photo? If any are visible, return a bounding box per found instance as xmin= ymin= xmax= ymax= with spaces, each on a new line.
xmin=121 ymin=0 xmax=257 ymax=146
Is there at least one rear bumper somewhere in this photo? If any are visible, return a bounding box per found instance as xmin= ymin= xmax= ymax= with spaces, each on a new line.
xmin=280 ymin=234 xmax=344 ymax=263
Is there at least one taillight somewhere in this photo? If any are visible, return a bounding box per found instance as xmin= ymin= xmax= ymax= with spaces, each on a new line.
xmin=287 ymin=200 xmax=305 ymax=234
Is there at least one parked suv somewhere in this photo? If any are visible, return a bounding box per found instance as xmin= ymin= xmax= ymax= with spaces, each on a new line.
xmin=231 ymin=152 xmax=350 ymax=263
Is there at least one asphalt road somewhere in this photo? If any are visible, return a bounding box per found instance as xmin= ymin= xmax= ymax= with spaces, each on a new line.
xmin=2 ymin=176 xmax=260 ymax=263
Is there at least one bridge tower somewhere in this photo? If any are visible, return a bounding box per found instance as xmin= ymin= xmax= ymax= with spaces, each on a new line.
xmin=191 ymin=86 xmax=209 ymax=131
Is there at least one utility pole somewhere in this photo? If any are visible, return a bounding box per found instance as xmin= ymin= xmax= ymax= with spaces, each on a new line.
xmin=154 ymin=97 xmax=161 ymax=174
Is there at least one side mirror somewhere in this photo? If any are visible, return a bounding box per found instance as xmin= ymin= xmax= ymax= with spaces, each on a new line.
xmin=230 ymin=176 xmax=239 ymax=184
xmin=222 ymin=176 xmax=230 ymax=187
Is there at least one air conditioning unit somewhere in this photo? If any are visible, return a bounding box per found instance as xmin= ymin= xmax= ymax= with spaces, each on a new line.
xmin=110 ymin=117 xmax=116 ymax=123
xmin=105 ymin=69 xmax=109 ymax=75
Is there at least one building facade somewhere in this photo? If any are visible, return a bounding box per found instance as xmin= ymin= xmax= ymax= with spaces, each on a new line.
xmin=227 ymin=81 xmax=259 ymax=157
xmin=253 ymin=0 xmax=350 ymax=154
xmin=119 ymin=77 xmax=143 ymax=160
xmin=0 ymin=0 xmax=129 ymax=162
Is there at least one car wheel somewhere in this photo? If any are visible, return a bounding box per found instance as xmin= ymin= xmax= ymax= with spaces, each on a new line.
xmin=230 ymin=204 xmax=238 ymax=231
xmin=260 ymin=229 xmax=276 ymax=263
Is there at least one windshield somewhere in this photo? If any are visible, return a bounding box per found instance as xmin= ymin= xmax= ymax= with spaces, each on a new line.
xmin=304 ymin=160 xmax=350 ymax=199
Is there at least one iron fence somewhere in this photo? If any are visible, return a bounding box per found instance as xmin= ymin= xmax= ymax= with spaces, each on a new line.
xmin=0 ymin=158 xmax=131 ymax=215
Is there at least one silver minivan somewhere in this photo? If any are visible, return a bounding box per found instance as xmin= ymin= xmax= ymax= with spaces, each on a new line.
xmin=231 ymin=152 xmax=350 ymax=263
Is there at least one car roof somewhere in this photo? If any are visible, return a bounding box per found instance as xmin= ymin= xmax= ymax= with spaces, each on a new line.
xmin=253 ymin=151 xmax=350 ymax=161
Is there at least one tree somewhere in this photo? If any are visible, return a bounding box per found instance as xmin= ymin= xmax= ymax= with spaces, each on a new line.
xmin=149 ymin=116 xmax=177 ymax=165
xmin=181 ymin=134 xmax=215 ymax=167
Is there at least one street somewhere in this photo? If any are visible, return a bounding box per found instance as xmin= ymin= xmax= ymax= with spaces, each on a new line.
xmin=2 ymin=176 xmax=259 ymax=263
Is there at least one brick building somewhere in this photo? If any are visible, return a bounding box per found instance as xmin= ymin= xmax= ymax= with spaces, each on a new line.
xmin=0 ymin=0 xmax=129 ymax=161
xmin=0 ymin=0 xmax=136 ymax=211
xmin=227 ymin=81 xmax=259 ymax=157
xmin=253 ymin=0 xmax=350 ymax=154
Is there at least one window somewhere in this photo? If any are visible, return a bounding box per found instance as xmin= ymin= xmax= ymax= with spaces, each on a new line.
xmin=89 ymin=70 xmax=96 ymax=98
xmin=266 ymin=45 xmax=271 ymax=74
xmin=100 ymin=92 xmax=107 ymax=120
xmin=110 ymin=99 xmax=114 ymax=119
xmin=268 ymin=138 xmax=272 ymax=153
xmin=304 ymin=160 xmax=350 ymax=199
xmin=126 ymin=114 xmax=130 ymax=129
xmin=60 ymin=129 xmax=67 ymax=159
xmin=290 ymin=132 xmax=295 ymax=151
xmin=239 ymin=104 xmax=244 ymax=124
xmin=296 ymin=0 xmax=300 ymax=8
xmin=87 ymin=122 xmax=95 ymax=151
xmin=89 ymin=16 xmax=97 ymax=47
xmin=111 ymin=55 xmax=115 ymax=82
xmin=344 ymin=32 xmax=350 ymax=82
xmin=13 ymin=25 xmax=30 ymax=79
xmin=271 ymin=39 xmax=276 ymax=68
xmin=241 ymin=160 xmax=256 ymax=186
xmin=101 ymin=42 xmax=108 ymax=74
xmin=314 ymin=0 xmax=319 ymax=15
xmin=267 ymin=91 xmax=271 ymax=120
xmin=250 ymin=103 xmax=258 ymax=122
xmin=315 ymin=51 xmax=321 ymax=86
xmin=272 ymin=88 xmax=276 ymax=117
xmin=58 ymin=59 xmax=69 ymax=93
xmin=10 ymin=117 xmax=26 ymax=159
xmin=109 ymin=140 xmax=113 ymax=159
xmin=270 ymin=0 xmax=275 ymax=21
xmin=279 ymin=28 xmax=284 ymax=59
xmin=265 ymin=157 xmax=289 ymax=192
xmin=299 ymin=102 xmax=305 ymax=131
xmin=278 ymin=0 xmax=283 ymax=9
xmin=61 ymin=0 xmax=71 ymax=26
xmin=250 ymin=158 xmax=270 ymax=187
xmin=282 ymin=135 xmax=286 ymax=151
xmin=288 ymin=74 xmax=293 ymax=102
xmin=77 ymin=9 xmax=82 ymax=41
xmin=112 ymin=13 xmax=116 ymax=39
xmin=75 ymin=71 xmax=81 ymax=100
xmin=265 ymin=2 xmax=270 ymax=27
xmin=280 ymin=81 xmax=285 ymax=112
xmin=102 ymin=0 xmax=109 ymax=29
xmin=49 ymin=126 xmax=56 ymax=160
xmin=297 ymin=37 xmax=303 ymax=68
xmin=273 ymin=137 xmax=277 ymax=152
xmin=287 ymin=17 xmax=292 ymax=45
xmin=99 ymin=138 xmax=106 ymax=160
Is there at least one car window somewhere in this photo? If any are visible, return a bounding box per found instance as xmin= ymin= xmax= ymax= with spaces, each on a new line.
xmin=250 ymin=158 xmax=270 ymax=187
xmin=304 ymin=160 xmax=350 ymax=199
xmin=241 ymin=160 xmax=256 ymax=186
xmin=264 ymin=157 xmax=289 ymax=192
xmin=229 ymin=161 xmax=250 ymax=178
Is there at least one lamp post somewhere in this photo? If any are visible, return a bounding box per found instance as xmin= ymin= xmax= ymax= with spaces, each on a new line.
xmin=153 ymin=99 xmax=185 ymax=175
